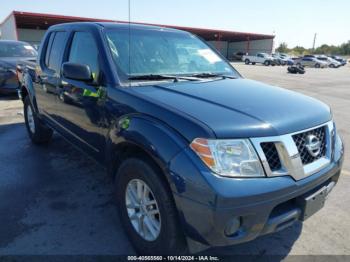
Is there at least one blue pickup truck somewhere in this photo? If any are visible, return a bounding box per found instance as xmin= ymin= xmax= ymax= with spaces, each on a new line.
xmin=19 ymin=22 xmax=344 ymax=254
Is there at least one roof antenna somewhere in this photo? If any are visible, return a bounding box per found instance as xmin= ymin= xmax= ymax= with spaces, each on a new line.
xmin=128 ymin=0 xmax=131 ymax=87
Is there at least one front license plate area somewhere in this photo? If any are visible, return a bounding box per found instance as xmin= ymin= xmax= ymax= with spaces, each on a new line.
xmin=298 ymin=186 xmax=327 ymax=221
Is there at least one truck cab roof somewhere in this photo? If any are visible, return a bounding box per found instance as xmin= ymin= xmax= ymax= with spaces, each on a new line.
xmin=49 ymin=21 xmax=186 ymax=34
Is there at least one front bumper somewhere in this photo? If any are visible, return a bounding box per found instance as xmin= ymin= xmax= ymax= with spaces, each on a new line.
xmin=169 ymin=135 xmax=344 ymax=247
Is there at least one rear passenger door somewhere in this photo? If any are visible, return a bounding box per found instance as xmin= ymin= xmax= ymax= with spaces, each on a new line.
xmin=35 ymin=31 xmax=68 ymax=122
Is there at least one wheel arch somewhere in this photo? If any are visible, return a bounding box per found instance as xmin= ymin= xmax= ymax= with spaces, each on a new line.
xmin=106 ymin=114 xmax=188 ymax=194
xmin=20 ymin=74 xmax=38 ymax=113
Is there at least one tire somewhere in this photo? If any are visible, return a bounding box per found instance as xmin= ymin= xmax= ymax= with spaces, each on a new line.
xmin=245 ymin=59 xmax=250 ymax=65
xmin=264 ymin=60 xmax=270 ymax=66
xmin=252 ymin=62 xmax=256 ymax=65
xmin=24 ymin=96 xmax=53 ymax=144
xmin=115 ymin=158 xmax=187 ymax=255
xmin=329 ymin=64 xmax=335 ymax=68
xmin=315 ymin=63 xmax=320 ymax=68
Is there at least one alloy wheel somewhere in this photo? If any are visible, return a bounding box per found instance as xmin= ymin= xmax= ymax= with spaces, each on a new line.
xmin=125 ymin=179 xmax=161 ymax=241
xmin=26 ymin=106 xmax=35 ymax=133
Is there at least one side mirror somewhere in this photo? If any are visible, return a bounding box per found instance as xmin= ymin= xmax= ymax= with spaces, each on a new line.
xmin=62 ymin=62 xmax=92 ymax=82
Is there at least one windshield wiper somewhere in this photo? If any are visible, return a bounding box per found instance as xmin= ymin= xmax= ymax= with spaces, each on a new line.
xmin=188 ymin=73 xmax=236 ymax=79
xmin=128 ymin=74 xmax=198 ymax=82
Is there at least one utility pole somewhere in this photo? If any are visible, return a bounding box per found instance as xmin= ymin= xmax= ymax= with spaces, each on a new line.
xmin=312 ymin=33 xmax=317 ymax=53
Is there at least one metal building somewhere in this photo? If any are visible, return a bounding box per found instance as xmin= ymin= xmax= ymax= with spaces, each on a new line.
xmin=0 ymin=11 xmax=275 ymax=59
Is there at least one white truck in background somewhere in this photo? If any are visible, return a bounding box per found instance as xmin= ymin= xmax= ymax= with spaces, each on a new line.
xmin=242 ymin=53 xmax=275 ymax=66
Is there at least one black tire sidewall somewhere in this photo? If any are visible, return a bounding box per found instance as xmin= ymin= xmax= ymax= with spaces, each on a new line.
xmin=24 ymin=96 xmax=52 ymax=144
xmin=24 ymin=97 xmax=36 ymax=140
xmin=115 ymin=158 xmax=185 ymax=254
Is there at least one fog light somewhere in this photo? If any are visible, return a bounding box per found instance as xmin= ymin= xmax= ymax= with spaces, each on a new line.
xmin=224 ymin=217 xmax=241 ymax=237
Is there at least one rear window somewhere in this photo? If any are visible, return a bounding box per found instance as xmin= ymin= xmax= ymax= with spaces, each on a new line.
xmin=44 ymin=31 xmax=67 ymax=73
xmin=44 ymin=33 xmax=55 ymax=67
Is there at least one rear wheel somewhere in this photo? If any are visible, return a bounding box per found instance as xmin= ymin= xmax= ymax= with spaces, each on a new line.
xmin=252 ymin=62 xmax=256 ymax=65
xmin=245 ymin=59 xmax=250 ymax=65
xmin=315 ymin=63 xmax=321 ymax=68
xmin=115 ymin=158 xmax=187 ymax=255
xmin=24 ymin=96 xmax=53 ymax=144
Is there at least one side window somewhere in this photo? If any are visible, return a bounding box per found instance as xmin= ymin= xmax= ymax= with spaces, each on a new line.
xmin=44 ymin=33 xmax=55 ymax=67
xmin=68 ymin=32 xmax=99 ymax=81
xmin=257 ymin=54 xmax=262 ymax=58
xmin=48 ymin=32 xmax=67 ymax=73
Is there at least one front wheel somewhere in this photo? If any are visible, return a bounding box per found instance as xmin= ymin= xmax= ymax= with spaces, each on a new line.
xmin=264 ymin=60 xmax=270 ymax=66
xmin=315 ymin=63 xmax=321 ymax=68
xmin=24 ymin=96 xmax=53 ymax=144
xmin=115 ymin=158 xmax=187 ymax=255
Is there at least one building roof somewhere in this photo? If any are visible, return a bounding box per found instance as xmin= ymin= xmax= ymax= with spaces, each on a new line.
xmin=4 ymin=11 xmax=274 ymax=42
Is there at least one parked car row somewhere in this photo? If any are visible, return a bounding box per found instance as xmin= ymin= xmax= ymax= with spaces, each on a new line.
xmin=294 ymin=54 xmax=347 ymax=68
xmin=242 ymin=53 xmax=297 ymax=66
xmin=241 ymin=51 xmax=347 ymax=69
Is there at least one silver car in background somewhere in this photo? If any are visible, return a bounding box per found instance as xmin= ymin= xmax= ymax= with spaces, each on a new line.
xmin=295 ymin=57 xmax=328 ymax=68
xmin=317 ymin=56 xmax=341 ymax=68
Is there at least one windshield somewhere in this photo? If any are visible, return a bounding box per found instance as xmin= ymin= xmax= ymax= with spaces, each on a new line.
xmin=105 ymin=28 xmax=239 ymax=83
xmin=0 ymin=42 xmax=37 ymax=58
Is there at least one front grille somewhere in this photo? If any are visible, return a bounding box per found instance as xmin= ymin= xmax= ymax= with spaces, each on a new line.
xmin=292 ymin=126 xmax=327 ymax=165
xmin=261 ymin=142 xmax=282 ymax=171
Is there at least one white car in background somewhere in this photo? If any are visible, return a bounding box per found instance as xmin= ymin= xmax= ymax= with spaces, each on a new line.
xmin=242 ymin=53 xmax=275 ymax=66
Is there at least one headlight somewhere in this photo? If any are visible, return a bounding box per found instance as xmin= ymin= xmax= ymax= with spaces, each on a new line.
xmin=190 ymin=138 xmax=265 ymax=178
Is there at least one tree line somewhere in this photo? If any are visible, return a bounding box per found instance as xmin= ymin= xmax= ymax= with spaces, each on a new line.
xmin=276 ymin=41 xmax=350 ymax=56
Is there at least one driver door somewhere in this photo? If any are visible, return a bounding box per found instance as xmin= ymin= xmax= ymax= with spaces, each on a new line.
xmin=56 ymin=31 xmax=108 ymax=159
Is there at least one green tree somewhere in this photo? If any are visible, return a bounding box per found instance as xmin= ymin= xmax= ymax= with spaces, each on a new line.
xmin=291 ymin=46 xmax=308 ymax=55
xmin=276 ymin=42 xmax=289 ymax=53
xmin=339 ymin=41 xmax=350 ymax=55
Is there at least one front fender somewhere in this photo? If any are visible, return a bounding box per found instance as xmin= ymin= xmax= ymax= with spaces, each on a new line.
xmin=106 ymin=114 xmax=188 ymax=193
xmin=21 ymin=72 xmax=38 ymax=112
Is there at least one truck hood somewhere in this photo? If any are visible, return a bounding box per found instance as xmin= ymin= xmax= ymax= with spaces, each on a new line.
xmin=132 ymin=78 xmax=331 ymax=138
